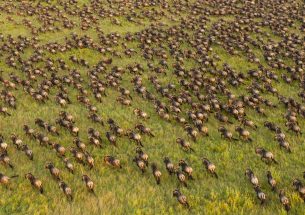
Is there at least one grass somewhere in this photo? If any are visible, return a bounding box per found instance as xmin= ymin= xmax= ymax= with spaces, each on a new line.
xmin=0 ymin=0 xmax=304 ymax=214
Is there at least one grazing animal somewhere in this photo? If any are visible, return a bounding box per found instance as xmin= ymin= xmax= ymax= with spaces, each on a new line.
xmin=0 ymin=135 xmax=8 ymax=152
xmin=173 ymin=189 xmax=190 ymax=208
xmin=235 ymin=126 xmax=252 ymax=142
xmin=88 ymin=128 xmax=102 ymax=141
xmin=134 ymin=108 xmax=149 ymax=119
xmin=0 ymin=173 xmax=18 ymax=188
xmin=104 ymin=156 xmax=122 ymax=168
xmin=35 ymin=133 xmax=49 ymax=146
xmin=255 ymin=148 xmax=278 ymax=164
xmin=45 ymin=162 xmax=60 ymax=180
xmin=21 ymin=145 xmax=33 ymax=160
xmin=196 ymin=124 xmax=209 ymax=136
xmin=108 ymin=119 xmax=124 ymax=136
xmin=52 ymin=143 xmax=66 ymax=157
xmin=35 ymin=118 xmax=47 ymax=129
xmin=287 ymin=122 xmax=302 ymax=136
xmin=176 ymin=138 xmax=195 ymax=152
xmin=126 ymin=130 xmax=143 ymax=147
xmin=254 ymin=186 xmax=266 ymax=205
xmin=88 ymin=113 xmax=104 ymax=126
xmin=85 ymin=152 xmax=94 ymax=169
xmin=136 ymin=147 xmax=148 ymax=166
xmin=119 ymin=87 xmax=132 ymax=99
xmin=82 ymin=175 xmax=95 ymax=193
xmin=74 ymin=138 xmax=86 ymax=151
xmin=184 ymin=125 xmax=198 ymax=142
xmin=63 ymin=158 xmax=74 ymax=174
xmin=135 ymin=124 xmax=154 ymax=137
xmin=266 ymin=171 xmax=277 ymax=191
xmin=245 ymin=168 xmax=259 ymax=187
xmin=47 ymin=124 xmax=60 ymax=136
xmin=59 ymin=181 xmax=73 ymax=201
xmin=278 ymin=139 xmax=291 ymax=153
xmin=215 ymin=112 xmax=233 ymax=124
xmin=151 ymin=163 xmax=162 ymax=185
xmin=106 ymin=132 xmax=117 ymax=147
xmin=292 ymin=179 xmax=305 ymax=202
xmin=70 ymin=147 xmax=85 ymax=164
xmin=264 ymin=121 xmax=281 ymax=133
xmin=176 ymin=171 xmax=188 ymax=187
xmin=279 ymin=190 xmax=290 ymax=212
xmin=10 ymin=134 xmax=23 ymax=150
xmin=202 ymin=158 xmax=218 ymax=178
xmin=69 ymin=124 xmax=79 ymax=136
xmin=117 ymin=96 xmax=131 ymax=106
xmin=25 ymin=173 xmax=43 ymax=194
xmin=0 ymin=106 xmax=11 ymax=116
xmin=241 ymin=118 xmax=257 ymax=129
xmin=0 ymin=152 xmax=14 ymax=169
xmin=179 ymin=160 xmax=194 ymax=180
xmin=164 ymin=157 xmax=175 ymax=175
xmin=218 ymin=126 xmax=237 ymax=141
xmin=59 ymin=111 xmax=74 ymax=123
xmin=133 ymin=156 xmax=146 ymax=173
xmin=88 ymin=137 xmax=102 ymax=148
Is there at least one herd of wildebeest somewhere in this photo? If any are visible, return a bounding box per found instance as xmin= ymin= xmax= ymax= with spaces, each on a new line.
xmin=0 ymin=0 xmax=304 ymax=213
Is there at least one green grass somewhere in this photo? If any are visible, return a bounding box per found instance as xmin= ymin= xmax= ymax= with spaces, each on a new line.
xmin=0 ymin=1 xmax=304 ymax=214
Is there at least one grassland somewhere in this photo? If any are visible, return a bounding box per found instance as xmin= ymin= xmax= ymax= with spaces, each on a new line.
xmin=0 ymin=1 xmax=304 ymax=215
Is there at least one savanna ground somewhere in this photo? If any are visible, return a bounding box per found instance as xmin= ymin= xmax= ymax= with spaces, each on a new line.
xmin=0 ymin=0 xmax=304 ymax=214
